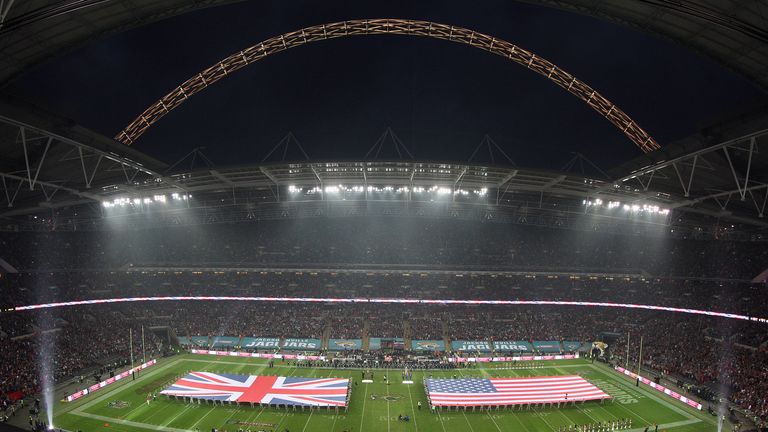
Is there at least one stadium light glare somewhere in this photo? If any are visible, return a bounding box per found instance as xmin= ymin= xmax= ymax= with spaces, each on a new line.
xmin=133 ymin=198 xmax=141 ymax=205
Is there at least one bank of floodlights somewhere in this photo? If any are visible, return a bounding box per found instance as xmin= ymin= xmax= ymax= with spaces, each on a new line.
xmin=289 ymin=184 xmax=488 ymax=197
xmin=102 ymin=193 xmax=190 ymax=208
xmin=584 ymin=199 xmax=670 ymax=215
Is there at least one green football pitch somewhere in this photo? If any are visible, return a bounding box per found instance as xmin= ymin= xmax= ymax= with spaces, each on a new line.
xmin=53 ymin=354 xmax=725 ymax=431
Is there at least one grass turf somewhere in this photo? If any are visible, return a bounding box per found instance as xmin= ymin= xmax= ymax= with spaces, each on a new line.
xmin=52 ymin=354 xmax=726 ymax=432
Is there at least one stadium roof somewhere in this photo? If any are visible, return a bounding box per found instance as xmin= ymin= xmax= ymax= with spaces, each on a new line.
xmin=1 ymin=96 xmax=767 ymax=238
xmin=1 ymin=1 xmax=766 ymax=237
xmin=1 ymin=1 xmax=767 ymax=92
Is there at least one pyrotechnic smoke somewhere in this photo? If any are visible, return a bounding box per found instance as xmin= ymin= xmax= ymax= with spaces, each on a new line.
xmin=38 ymin=311 xmax=56 ymax=429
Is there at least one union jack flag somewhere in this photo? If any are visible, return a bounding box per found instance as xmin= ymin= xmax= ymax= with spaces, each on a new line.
xmin=161 ymin=372 xmax=349 ymax=407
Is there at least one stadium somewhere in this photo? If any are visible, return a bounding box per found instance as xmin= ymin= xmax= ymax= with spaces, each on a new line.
xmin=1 ymin=1 xmax=768 ymax=432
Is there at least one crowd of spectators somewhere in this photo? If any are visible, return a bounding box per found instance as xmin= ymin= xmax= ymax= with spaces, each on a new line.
xmin=0 ymin=218 xmax=767 ymax=421
xmin=408 ymin=316 xmax=444 ymax=340
xmin=1 ymin=219 xmax=766 ymax=279
xmin=3 ymin=298 xmax=767 ymax=415
xmin=0 ymin=307 xmax=161 ymax=410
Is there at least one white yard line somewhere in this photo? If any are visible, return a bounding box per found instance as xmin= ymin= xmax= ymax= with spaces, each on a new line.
xmin=405 ymin=379 xmax=420 ymax=431
xmin=359 ymin=378 xmax=368 ymax=432
xmin=461 ymin=411 xmax=476 ymax=432
xmin=552 ymin=365 xmax=605 ymax=426
xmin=485 ymin=412 xmax=504 ymax=432
xmin=484 ymin=365 xmax=533 ymax=432
xmin=158 ymin=404 xmax=196 ymax=428
xmin=385 ymin=368 xmax=391 ymax=432
xmin=331 ymin=411 xmax=339 ymax=432
xmin=433 ymin=370 xmax=450 ymax=432
xmin=300 ymin=409 xmax=315 ymax=432
xmin=188 ymin=405 xmax=218 ymax=430
xmin=453 ymin=369 xmax=482 ymax=432
xmin=74 ymin=358 xmax=183 ymax=413
xmin=70 ymin=411 xmax=189 ymax=432
xmin=590 ymin=362 xmax=718 ymax=431
xmin=435 ymin=408 xmax=449 ymax=432
xmin=591 ymin=363 xmax=696 ymax=419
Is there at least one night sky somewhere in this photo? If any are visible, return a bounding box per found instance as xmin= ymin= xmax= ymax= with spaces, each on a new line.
xmin=5 ymin=0 xmax=767 ymax=170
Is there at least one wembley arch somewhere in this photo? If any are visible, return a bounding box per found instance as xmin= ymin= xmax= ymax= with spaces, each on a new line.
xmin=116 ymin=18 xmax=661 ymax=153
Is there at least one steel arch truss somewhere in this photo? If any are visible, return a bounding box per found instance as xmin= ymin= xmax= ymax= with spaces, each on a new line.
xmin=0 ymin=115 xmax=175 ymax=216
xmin=614 ymin=129 xmax=768 ymax=220
xmin=116 ymin=18 xmax=660 ymax=153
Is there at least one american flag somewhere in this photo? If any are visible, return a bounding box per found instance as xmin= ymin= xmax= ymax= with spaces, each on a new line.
xmin=425 ymin=375 xmax=610 ymax=407
xmin=161 ymin=372 xmax=349 ymax=407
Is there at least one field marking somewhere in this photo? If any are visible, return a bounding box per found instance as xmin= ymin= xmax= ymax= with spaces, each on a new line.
xmin=552 ymin=365 xmax=607 ymax=426
xmin=326 ymin=368 xmax=342 ymax=432
xmin=591 ymin=363 xmax=698 ymax=419
xmin=461 ymin=411 xmax=475 ymax=432
xmin=587 ymin=368 xmax=657 ymax=427
xmin=405 ymin=377 xmax=420 ymax=431
xmin=625 ymin=418 xmax=701 ymax=431
xmin=591 ymin=363 xmax=690 ymax=422
xmin=331 ymin=410 xmax=339 ymax=432
xmin=70 ymin=411 xmax=189 ymax=432
xmin=219 ymin=358 xmax=266 ymax=430
xmin=435 ymin=407 xmax=449 ymax=432
xmin=186 ymin=354 xmax=256 ymax=431
xmin=385 ymin=367 xmax=391 ymax=432
xmin=300 ymin=409 xmax=315 ymax=432
xmin=485 ymin=412 xmax=504 ymax=432
xmin=358 ymin=377 xmax=368 ymax=432
xmin=587 ymin=363 xmax=712 ymax=431
xmin=188 ymin=356 xmax=591 ymax=369
xmin=482 ymin=365 xmax=533 ymax=432
xmin=301 ymin=368 xmax=336 ymax=432
xmin=74 ymin=358 xmax=183 ymax=413
xmin=54 ymin=357 xmax=177 ymax=417
xmin=189 ymin=405 xmax=218 ymax=430
xmin=455 ymin=368 xmax=495 ymax=432
xmin=432 ymin=370 xmax=450 ymax=432
xmin=159 ymin=404 xmax=195 ymax=428
xmin=63 ymin=356 xmax=710 ymax=432
xmin=141 ymin=360 xmax=223 ymax=425
xmin=216 ymin=404 xmax=246 ymax=429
